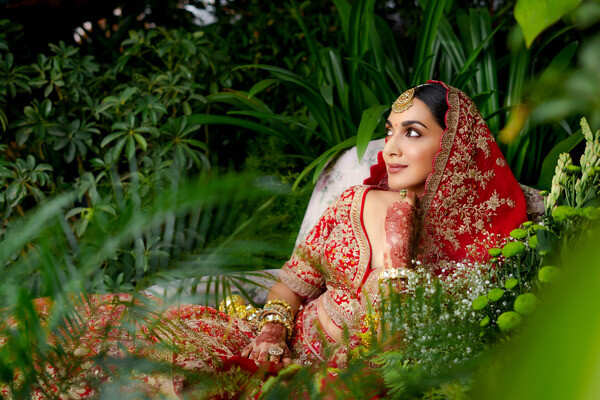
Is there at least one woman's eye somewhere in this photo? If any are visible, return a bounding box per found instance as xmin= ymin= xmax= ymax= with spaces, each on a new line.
xmin=406 ymin=128 xmax=421 ymax=137
xmin=386 ymin=128 xmax=393 ymax=136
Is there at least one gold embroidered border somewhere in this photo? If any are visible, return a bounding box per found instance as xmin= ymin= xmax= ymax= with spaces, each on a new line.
xmin=320 ymin=290 xmax=360 ymax=330
xmin=351 ymin=185 xmax=372 ymax=288
xmin=279 ymin=269 xmax=323 ymax=299
xmin=299 ymin=300 xmax=327 ymax=363
xmin=420 ymin=86 xmax=460 ymax=221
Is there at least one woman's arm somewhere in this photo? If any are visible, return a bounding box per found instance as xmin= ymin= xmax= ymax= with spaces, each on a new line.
xmin=266 ymin=281 xmax=303 ymax=315
xmin=241 ymin=281 xmax=302 ymax=366
xmin=242 ymin=186 xmax=356 ymax=366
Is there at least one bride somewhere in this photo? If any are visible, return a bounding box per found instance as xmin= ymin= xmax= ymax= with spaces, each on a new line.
xmin=240 ymin=80 xmax=528 ymax=369
xmin=1 ymin=80 xmax=528 ymax=398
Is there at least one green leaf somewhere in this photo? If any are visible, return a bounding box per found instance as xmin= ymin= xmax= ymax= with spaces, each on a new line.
xmin=320 ymin=84 xmax=334 ymax=107
xmin=515 ymin=0 xmax=582 ymax=47
xmin=186 ymin=114 xmax=287 ymax=141
xmin=536 ymin=229 xmax=558 ymax=255
xmin=539 ymin=41 xmax=579 ymax=83
xmin=0 ymin=193 xmax=75 ymax=264
xmin=332 ymin=0 xmax=351 ymax=38
xmin=356 ymin=104 xmax=388 ymax=161
xmin=133 ymin=134 xmax=147 ymax=151
xmin=293 ymin=136 xmax=356 ymax=191
xmin=126 ymin=136 xmax=136 ymax=160
xmin=413 ymin=0 xmax=449 ymax=84
xmin=100 ymin=132 xmax=123 ymax=148
xmin=41 ymin=99 xmax=52 ymax=116
xmin=472 ymin=295 xmax=489 ymax=311
xmin=248 ymin=79 xmax=278 ymax=98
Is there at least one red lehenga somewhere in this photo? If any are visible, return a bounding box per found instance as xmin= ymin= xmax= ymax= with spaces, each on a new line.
xmin=0 ymin=81 xmax=529 ymax=399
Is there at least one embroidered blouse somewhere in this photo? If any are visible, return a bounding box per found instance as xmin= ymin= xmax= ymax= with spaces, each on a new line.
xmin=279 ymin=184 xmax=380 ymax=332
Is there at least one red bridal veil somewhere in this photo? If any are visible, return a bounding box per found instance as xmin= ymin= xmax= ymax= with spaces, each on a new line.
xmin=364 ymin=80 xmax=528 ymax=272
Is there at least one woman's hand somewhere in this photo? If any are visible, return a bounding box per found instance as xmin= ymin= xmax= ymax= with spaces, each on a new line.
xmin=241 ymin=322 xmax=292 ymax=366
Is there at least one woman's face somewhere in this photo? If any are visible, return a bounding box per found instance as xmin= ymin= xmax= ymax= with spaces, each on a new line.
xmin=382 ymin=97 xmax=445 ymax=196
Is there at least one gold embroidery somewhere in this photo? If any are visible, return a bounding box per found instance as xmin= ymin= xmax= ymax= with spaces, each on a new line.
xmin=350 ymin=185 xmax=372 ymax=290
xmin=320 ymin=289 xmax=361 ymax=330
xmin=415 ymin=86 xmax=519 ymax=264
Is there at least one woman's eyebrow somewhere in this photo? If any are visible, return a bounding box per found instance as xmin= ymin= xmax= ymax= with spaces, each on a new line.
xmin=402 ymin=120 xmax=428 ymax=129
xmin=385 ymin=119 xmax=428 ymax=129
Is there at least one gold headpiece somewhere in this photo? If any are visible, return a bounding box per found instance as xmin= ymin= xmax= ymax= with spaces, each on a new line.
xmin=392 ymin=87 xmax=415 ymax=113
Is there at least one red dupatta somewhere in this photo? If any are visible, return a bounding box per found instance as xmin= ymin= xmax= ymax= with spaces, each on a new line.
xmin=363 ymin=80 xmax=528 ymax=271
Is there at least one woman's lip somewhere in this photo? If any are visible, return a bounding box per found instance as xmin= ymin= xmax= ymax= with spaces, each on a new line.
xmin=387 ymin=163 xmax=408 ymax=173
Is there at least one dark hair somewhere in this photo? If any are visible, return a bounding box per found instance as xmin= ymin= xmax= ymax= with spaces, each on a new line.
xmin=414 ymin=83 xmax=448 ymax=129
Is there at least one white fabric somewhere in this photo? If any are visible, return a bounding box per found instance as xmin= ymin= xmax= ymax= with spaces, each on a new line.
xmin=294 ymin=138 xmax=385 ymax=247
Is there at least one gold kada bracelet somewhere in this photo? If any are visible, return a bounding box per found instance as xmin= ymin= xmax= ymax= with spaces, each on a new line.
xmin=258 ymin=299 xmax=295 ymax=338
xmin=258 ymin=311 xmax=293 ymax=338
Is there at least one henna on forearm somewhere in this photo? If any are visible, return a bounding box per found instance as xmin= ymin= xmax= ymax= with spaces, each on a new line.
xmin=383 ymin=200 xmax=416 ymax=269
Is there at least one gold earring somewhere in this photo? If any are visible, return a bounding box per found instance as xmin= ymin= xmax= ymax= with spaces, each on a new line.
xmin=392 ymin=87 xmax=415 ymax=113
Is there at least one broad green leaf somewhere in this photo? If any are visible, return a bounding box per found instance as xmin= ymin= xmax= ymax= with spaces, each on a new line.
xmin=100 ymin=132 xmax=123 ymax=148
xmin=332 ymin=0 xmax=351 ymax=38
xmin=126 ymin=136 xmax=136 ymax=160
xmin=133 ymin=134 xmax=147 ymax=151
xmin=186 ymin=114 xmax=286 ymax=140
xmin=356 ymin=104 xmax=388 ymax=161
xmin=293 ymin=136 xmax=356 ymax=191
xmin=515 ymin=0 xmax=582 ymax=47
xmin=413 ymin=0 xmax=449 ymax=85
xmin=0 ymin=193 xmax=74 ymax=263
xmin=248 ymin=79 xmax=278 ymax=98
xmin=537 ymin=129 xmax=583 ymax=189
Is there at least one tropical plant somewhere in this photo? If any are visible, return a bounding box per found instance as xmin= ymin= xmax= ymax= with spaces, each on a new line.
xmin=204 ymin=0 xmax=586 ymax=191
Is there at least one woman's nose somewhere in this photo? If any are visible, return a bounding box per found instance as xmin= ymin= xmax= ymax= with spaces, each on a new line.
xmin=384 ymin=135 xmax=402 ymax=157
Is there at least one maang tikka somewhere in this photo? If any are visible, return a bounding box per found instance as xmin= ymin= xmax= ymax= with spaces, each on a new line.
xmin=391 ymin=87 xmax=415 ymax=113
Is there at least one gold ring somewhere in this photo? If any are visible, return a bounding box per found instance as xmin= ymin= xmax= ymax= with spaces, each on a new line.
xmin=268 ymin=346 xmax=284 ymax=356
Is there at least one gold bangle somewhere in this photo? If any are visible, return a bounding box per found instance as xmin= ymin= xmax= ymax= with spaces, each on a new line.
xmin=259 ymin=312 xmax=293 ymax=338
xmin=263 ymin=303 xmax=293 ymax=322
xmin=264 ymin=299 xmax=293 ymax=315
